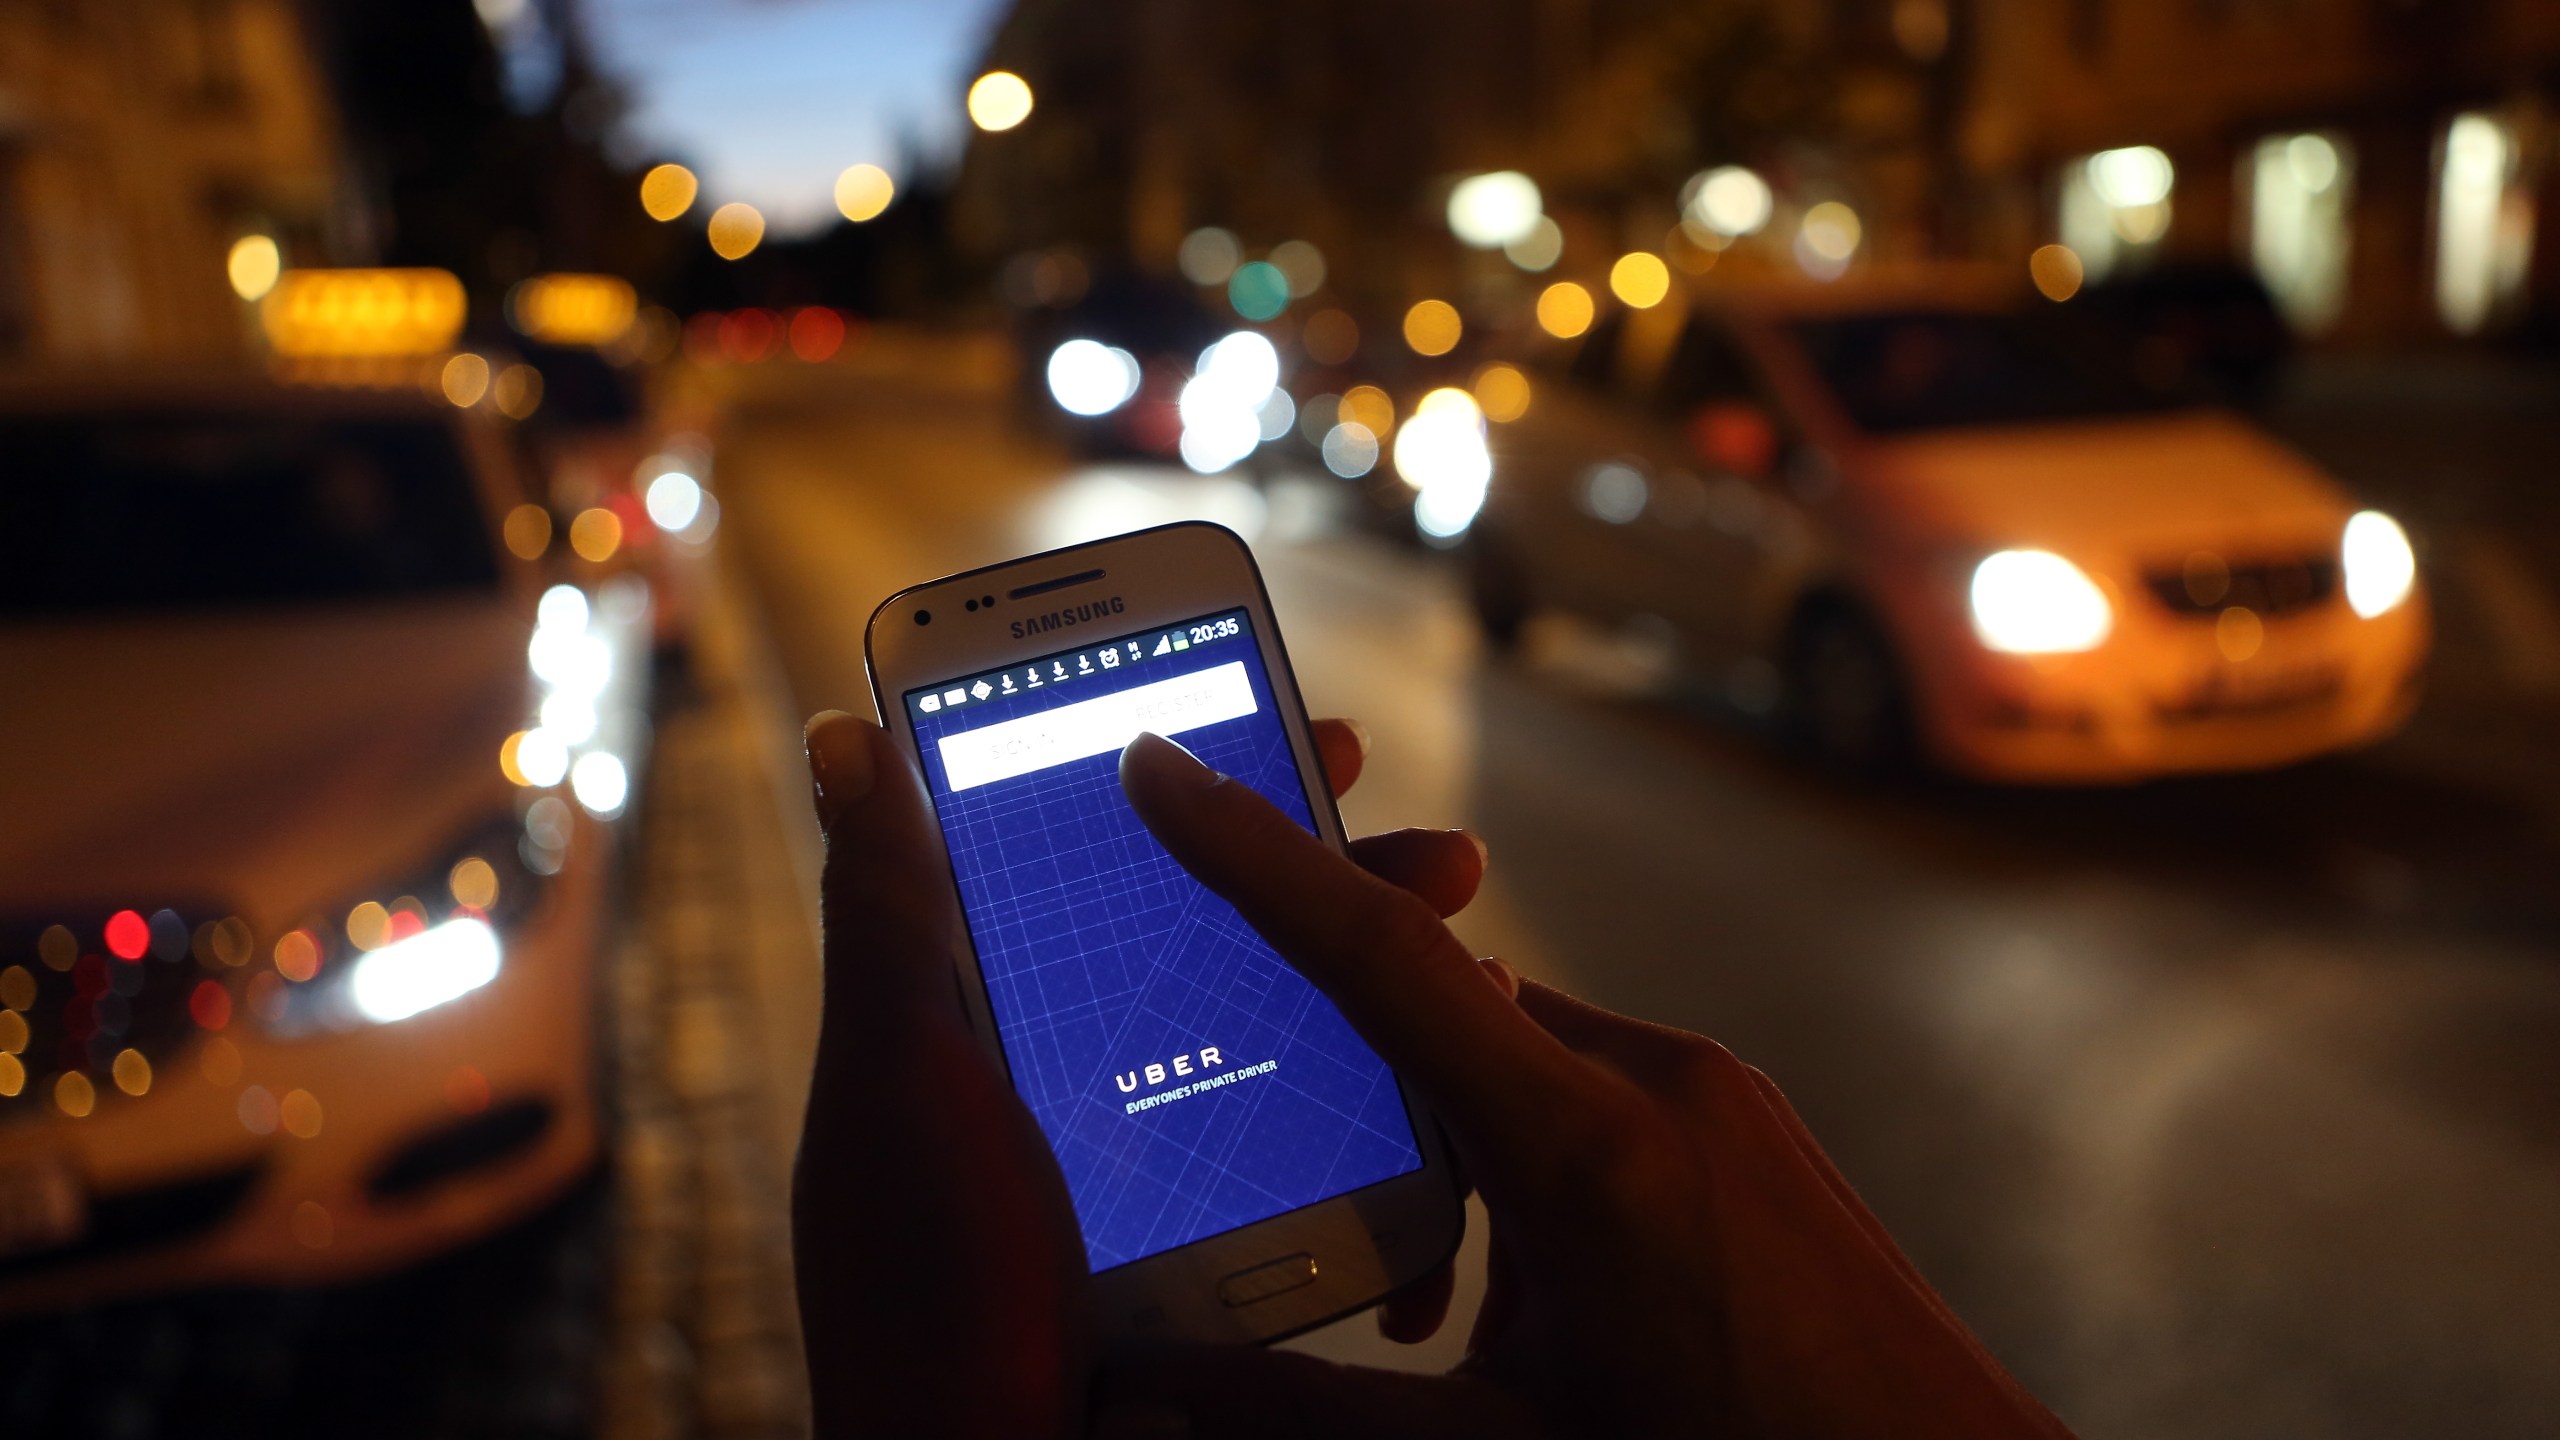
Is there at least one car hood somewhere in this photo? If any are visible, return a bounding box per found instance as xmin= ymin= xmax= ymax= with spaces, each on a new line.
xmin=0 ymin=598 xmax=531 ymax=924
xmin=1862 ymin=410 xmax=2352 ymax=563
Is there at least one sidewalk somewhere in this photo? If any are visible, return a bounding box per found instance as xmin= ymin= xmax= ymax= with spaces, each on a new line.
xmin=599 ymin=550 xmax=825 ymax=1440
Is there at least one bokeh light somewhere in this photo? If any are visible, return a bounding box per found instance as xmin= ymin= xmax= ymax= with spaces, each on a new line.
xmin=106 ymin=909 xmax=148 ymax=960
xmin=450 ymin=857 xmax=501 ymax=911
xmin=834 ymin=163 xmax=895 ymax=222
xmin=493 ymin=363 xmax=544 ymax=419
xmin=1536 ymin=281 xmax=1595 ymax=338
xmin=1320 ymin=423 xmax=1379 ymax=478
xmin=1797 ymin=202 xmax=1864 ymax=274
xmin=1177 ymin=227 xmax=1241 ymax=286
xmin=0 ymin=965 xmax=33 ymax=1011
xmin=707 ymin=202 xmax=766 ymax=260
xmin=789 ymin=306 xmax=847 ymax=361
xmin=647 ymin=471 xmax=705 ymax=531
xmin=274 ymin=930 xmax=321 ymax=983
xmin=1228 ymin=261 xmax=1290 ymax=321
xmin=2029 ymin=244 xmax=2086 ymax=301
xmin=190 ymin=979 xmax=232 ymax=1031
xmin=1403 ymin=299 xmax=1462 ymax=356
xmin=281 ymin=1088 xmax=324 ymax=1138
xmin=0 ymin=1011 xmax=25 ymax=1054
xmin=1609 ymin=253 xmax=1672 ymax=308
xmin=1268 ymin=240 xmax=1326 ymax=297
xmin=2216 ymin=606 xmax=2265 ymax=662
xmin=572 ymin=752 xmax=631 ymax=815
xmin=1688 ymin=166 xmax=1774 ymax=237
xmin=112 ymin=1048 xmax=152 ymax=1097
xmin=1302 ymin=309 xmax=1359 ymax=365
xmin=1447 ymin=171 xmax=1543 ymax=249
xmin=503 ymin=503 xmax=552 ymax=559
xmin=56 ymin=1071 xmax=95 ymax=1118
xmin=2087 ymin=145 xmax=2175 ymax=209
xmin=639 ymin=163 xmax=699 ymax=221
xmin=1046 ymin=339 xmax=1142 ymax=416
xmin=227 ymin=235 xmax=282 ymax=301
xmin=442 ymin=352 xmax=490 ymax=407
xmin=0 ymin=1054 xmax=20 ymax=1098
xmin=1504 ymin=216 xmax=1564 ymax=272
xmin=570 ymin=507 xmax=624 ymax=562
xmin=346 ymin=901 xmax=392 ymax=952
xmin=1339 ymin=385 xmax=1395 ymax=438
xmin=968 ymin=71 xmax=1034 ymax=131
xmin=1472 ymin=362 xmax=1532 ymax=422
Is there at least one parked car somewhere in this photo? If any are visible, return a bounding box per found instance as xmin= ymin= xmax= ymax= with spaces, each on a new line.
xmin=1466 ymin=271 xmax=2430 ymax=783
xmin=0 ymin=377 xmax=641 ymax=1312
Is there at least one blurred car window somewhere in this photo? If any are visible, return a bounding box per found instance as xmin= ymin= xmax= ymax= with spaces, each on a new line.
xmin=1787 ymin=310 xmax=2191 ymax=436
xmin=0 ymin=412 xmax=500 ymax=615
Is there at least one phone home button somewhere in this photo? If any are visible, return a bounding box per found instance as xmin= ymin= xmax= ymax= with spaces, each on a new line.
xmin=1218 ymin=1253 xmax=1319 ymax=1308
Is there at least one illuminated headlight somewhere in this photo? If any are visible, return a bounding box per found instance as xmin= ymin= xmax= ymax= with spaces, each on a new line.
xmin=1396 ymin=410 xmax=1492 ymax=543
xmin=2341 ymin=509 xmax=2416 ymax=618
xmin=349 ymin=918 xmax=501 ymax=1024
xmin=1968 ymin=550 xmax=2112 ymax=654
xmin=259 ymin=819 xmax=545 ymax=1035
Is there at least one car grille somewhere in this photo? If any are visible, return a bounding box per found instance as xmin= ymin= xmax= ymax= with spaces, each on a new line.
xmin=1 ymin=906 xmax=225 ymax=1121
xmin=2145 ymin=556 xmax=2338 ymax=617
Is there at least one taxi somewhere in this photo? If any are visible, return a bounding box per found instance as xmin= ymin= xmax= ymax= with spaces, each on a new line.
xmin=0 ymin=376 xmax=643 ymax=1311
xmin=1467 ymin=270 xmax=2429 ymax=782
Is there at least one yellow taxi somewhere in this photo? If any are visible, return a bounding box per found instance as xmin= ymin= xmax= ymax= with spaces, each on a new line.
xmin=1466 ymin=271 xmax=2429 ymax=782
xmin=0 ymin=377 xmax=643 ymax=1312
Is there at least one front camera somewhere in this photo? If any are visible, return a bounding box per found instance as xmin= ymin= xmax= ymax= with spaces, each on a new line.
xmin=913 ymin=609 xmax=932 ymax=626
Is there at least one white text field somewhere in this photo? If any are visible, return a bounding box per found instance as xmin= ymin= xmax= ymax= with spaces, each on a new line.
xmin=937 ymin=661 xmax=1256 ymax=791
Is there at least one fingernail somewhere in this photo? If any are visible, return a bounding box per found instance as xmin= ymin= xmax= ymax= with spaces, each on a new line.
xmin=1122 ymin=731 xmax=1218 ymax=791
xmin=1454 ymin=827 xmax=1489 ymax=868
xmin=1092 ymin=1405 xmax=1189 ymax=1440
xmin=1342 ymin=718 xmax=1372 ymax=758
xmin=1480 ymin=956 xmax=1520 ymax=1001
xmin=805 ymin=710 xmax=875 ymax=825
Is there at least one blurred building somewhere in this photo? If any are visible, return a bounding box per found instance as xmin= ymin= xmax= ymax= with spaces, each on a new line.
xmin=0 ymin=0 xmax=346 ymax=362
xmin=960 ymin=0 xmax=2559 ymax=347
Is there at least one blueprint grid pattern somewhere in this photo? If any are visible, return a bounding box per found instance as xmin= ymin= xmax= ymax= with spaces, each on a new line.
xmin=909 ymin=618 xmax=1422 ymax=1270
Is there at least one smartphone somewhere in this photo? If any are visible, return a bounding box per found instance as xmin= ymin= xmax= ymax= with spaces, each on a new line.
xmin=863 ymin=521 xmax=1464 ymax=1343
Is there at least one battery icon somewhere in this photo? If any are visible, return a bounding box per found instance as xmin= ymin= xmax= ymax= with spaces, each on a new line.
xmin=1171 ymin=633 xmax=1189 ymax=651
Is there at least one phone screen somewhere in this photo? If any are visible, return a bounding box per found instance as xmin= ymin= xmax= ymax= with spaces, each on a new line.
xmin=903 ymin=607 xmax=1423 ymax=1270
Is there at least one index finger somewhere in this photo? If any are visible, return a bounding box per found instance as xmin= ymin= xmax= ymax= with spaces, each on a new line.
xmin=1118 ymin=732 xmax=1591 ymax=1168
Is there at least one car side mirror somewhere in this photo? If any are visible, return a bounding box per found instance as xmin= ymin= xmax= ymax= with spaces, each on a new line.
xmin=1687 ymin=401 xmax=1779 ymax=480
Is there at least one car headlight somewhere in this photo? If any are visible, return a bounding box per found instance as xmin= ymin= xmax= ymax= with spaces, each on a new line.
xmin=2341 ymin=509 xmax=2416 ymax=618
xmin=1969 ymin=550 xmax=2113 ymax=654
xmin=258 ymin=817 xmax=549 ymax=1036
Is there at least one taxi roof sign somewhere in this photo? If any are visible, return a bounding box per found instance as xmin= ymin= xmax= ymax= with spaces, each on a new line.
xmin=260 ymin=268 xmax=466 ymax=357
xmin=508 ymin=273 xmax=638 ymax=348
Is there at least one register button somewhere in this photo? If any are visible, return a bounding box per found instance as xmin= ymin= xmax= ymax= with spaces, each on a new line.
xmin=1218 ymin=1252 xmax=1318 ymax=1307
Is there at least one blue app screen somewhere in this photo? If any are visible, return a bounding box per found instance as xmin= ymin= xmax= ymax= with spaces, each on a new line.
xmin=904 ymin=609 xmax=1422 ymax=1270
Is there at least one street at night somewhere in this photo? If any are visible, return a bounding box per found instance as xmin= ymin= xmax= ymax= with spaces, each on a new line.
xmin=6 ymin=2 xmax=2560 ymax=1437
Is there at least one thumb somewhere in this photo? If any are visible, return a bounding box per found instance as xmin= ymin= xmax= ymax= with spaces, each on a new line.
xmin=803 ymin=709 xmax=969 ymax=1034
xmin=1094 ymin=1346 xmax=1540 ymax=1440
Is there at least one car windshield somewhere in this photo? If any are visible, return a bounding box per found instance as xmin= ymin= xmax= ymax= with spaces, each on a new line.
xmin=1787 ymin=310 xmax=2193 ymax=436
xmin=0 ymin=410 xmax=501 ymax=616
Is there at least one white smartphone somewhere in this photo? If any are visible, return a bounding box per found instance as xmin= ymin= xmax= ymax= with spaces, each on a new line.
xmin=863 ymin=521 xmax=1464 ymax=1344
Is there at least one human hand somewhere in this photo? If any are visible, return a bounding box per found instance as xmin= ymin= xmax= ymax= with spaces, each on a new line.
xmin=793 ymin=712 xmax=1487 ymax=1439
xmin=1098 ymin=732 xmax=2073 ymax=1439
